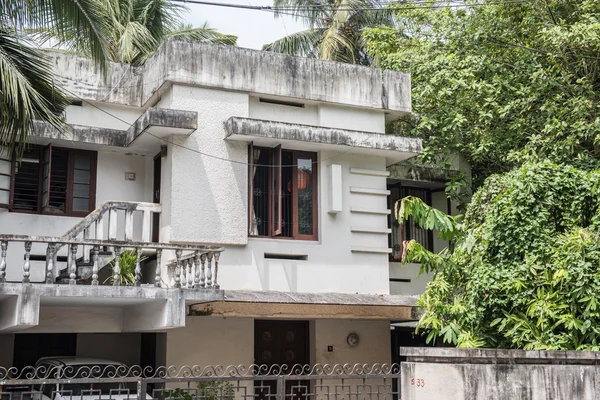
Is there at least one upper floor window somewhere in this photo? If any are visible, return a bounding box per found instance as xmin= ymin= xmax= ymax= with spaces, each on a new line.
xmin=248 ymin=143 xmax=318 ymax=240
xmin=0 ymin=145 xmax=97 ymax=216
xmin=388 ymin=184 xmax=433 ymax=261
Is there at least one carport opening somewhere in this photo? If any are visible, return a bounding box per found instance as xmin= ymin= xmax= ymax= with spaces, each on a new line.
xmin=12 ymin=332 xmax=164 ymax=370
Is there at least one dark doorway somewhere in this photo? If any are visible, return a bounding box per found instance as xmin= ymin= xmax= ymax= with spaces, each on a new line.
xmin=152 ymin=154 xmax=161 ymax=242
xmin=254 ymin=320 xmax=309 ymax=400
xmin=13 ymin=333 xmax=77 ymax=369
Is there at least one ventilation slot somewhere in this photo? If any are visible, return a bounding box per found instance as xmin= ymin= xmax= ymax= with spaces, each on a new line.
xmin=264 ymin=253 xmax=308 ymax=261
xmin=259 ymin=98 xmax=305 ymax=108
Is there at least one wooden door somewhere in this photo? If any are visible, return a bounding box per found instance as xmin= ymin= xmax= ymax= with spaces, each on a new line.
xmin=152 ymin=154 xmax=161 ymax=242
xmin=254 ymin=320 xmax=309 ymax=400
xmin=13 ymin=333 xmax=77 ymax=369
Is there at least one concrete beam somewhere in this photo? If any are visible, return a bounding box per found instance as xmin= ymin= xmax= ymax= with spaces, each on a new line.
xmin=49 ymin=39 xmax=412 ymax=116
xmin=225 ymin=117 xmax=422 ymax=165
xmin=122 ymin=297 xmax=185 ymax=332
xmin=0 ymin=292 xmax=39 ymax=333
xmin=189 ymin=301 xmax=414 ymax=320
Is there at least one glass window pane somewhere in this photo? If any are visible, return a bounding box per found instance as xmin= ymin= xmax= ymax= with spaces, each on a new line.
xmin=0 ymin=175 xmax=10 ymax=190
xmin=73 ymin=198 xmax=89 ymax=211
xmin=74 ymin=169 xmax=91 ymax=183
xmin=297 ymin=158 xmax=313 ymax=236
xmin=251 ymin=150 xmax=270 ymax=236
xmin=272 ymin=146 xmax=282 ymax=235
xmin=73 ymin=183 xmax=89 ymax=197
xmin=0 ymin=190 xmax=9 ymax=204
xmin=74 ymin=155 xmax=90 ymax=169
xmin=0 ymin=159 xmax=10 ymax=175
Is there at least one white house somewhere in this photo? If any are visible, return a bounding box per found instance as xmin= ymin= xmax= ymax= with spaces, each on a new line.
xmin=0 ymin=39 xmax=461 ymax=376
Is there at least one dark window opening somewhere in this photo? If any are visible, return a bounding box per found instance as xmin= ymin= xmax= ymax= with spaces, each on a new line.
xmin=387 ymin=184 xmax=434 ymax=261
xmin=249 ymin=143 xmax=318 ymax=240
xmin=10 ymin=145 xmax=96 ymax=216
xmin=258 ymin=98 xmax=305 ymax=108
xmin=12 ymin=148 xmax=41 ymax=212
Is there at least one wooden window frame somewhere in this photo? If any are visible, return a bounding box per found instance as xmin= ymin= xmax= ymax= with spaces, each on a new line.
xmin=249 ymin=145 xmax=318 ymax=241
xmin=9 ymin=145 xmax=97 ymax=217
xmin=0 ymin=148 xmax=13 ymax=209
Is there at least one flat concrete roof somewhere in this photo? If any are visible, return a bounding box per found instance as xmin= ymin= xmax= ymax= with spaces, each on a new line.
xmin=49 ymin=39 xmax=411 ymax=116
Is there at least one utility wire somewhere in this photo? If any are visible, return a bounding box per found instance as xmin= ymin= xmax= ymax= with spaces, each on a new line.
xmin=171 ymin=0 xmax=534 ymax=12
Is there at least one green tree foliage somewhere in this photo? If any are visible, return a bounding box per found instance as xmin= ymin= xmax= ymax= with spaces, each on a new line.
xmin=1 ymin=0 xmax=108 ymax=154
xmin=39 ymin=0 xmax=237 ymax=64
xmin=400 ymin=162 xmax=600 ymax=350
xmin=365 ymin=0 xmax=600 ymax=187
xmin=264 ymin=0 xmax=394 ymax=65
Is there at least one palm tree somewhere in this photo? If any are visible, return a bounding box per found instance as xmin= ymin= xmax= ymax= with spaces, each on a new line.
xmin=41 ymin=0 xmax=237 ymax=64
xmin=263 ymin=0 xmax=394 ymax=65
xmin=1 ymin=0 xmax=108 ymax=154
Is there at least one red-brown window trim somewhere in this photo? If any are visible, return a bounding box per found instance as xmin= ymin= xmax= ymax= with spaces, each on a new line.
xmin=9 ymin=145 xmax=97 ymax=217
xmin=249 ymin=145 xmax=318 ymax=241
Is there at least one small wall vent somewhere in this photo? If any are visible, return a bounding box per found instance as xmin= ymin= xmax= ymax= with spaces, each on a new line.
xmin=259 ymin=98 xmax=305 ymax=108
xmin=264 ymin=253 xmax=308 ymax=261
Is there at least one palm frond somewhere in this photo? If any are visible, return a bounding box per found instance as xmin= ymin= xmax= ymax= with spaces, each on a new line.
xmin=167 ymin=22 xmax=237 ymax=45
xmin=117 ymin=20 xmax=157 ymax=63
xmin=2 ymin=0 xmax=110 ymax=70
xmin=263 ymin=28 xmax=325 ymax=58
xmin=0 ymin=24 xmax=69 ymax=156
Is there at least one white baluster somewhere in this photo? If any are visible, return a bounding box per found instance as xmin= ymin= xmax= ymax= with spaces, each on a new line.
xmin=83 ymin=228 xmax=90 ymax=263
xmin=213 ymin=252 xmax=220 ymax=289
xmin=113 ymin=246 xmax=121 ymax=286
xmin=187 ymin=258 xmax=193 ymax=288
xmin=155 ymin=249 xmax=162 ymax=287
xmin=23 ymin=241 xmax=32 ymax=283
xmin=91 ymin=245 xmax=99 ymax=285
xmin=134 ymin=247 xmax=142 ymax=286
xmin=46 ymin=243 xmax=56 ymax=284
xmin=69 ymin=244 xmax=78 ymax=285
xmin=174 ymin=249 xmax=182 ymax=288
xmin=206 ymin=252 xmax=213 ymax=288
xmin=200 ymin=253 xmax=207 ymax=288
xmin=193 ymin=251 xmax=201 ymax=289
xmin=0 ymin=241 xmax=7 ymax=283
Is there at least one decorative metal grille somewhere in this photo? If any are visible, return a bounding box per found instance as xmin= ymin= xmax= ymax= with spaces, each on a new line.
xmin=0 ymin=364 xmax=401 ymax=400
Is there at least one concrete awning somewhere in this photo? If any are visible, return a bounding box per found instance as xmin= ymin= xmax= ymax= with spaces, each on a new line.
xmin=225 ymin=117 xmax=421 ymax=166
xmin=32 ymin=107 xmax=197 ymax=154
xmin=188 ymin=290 xmax=418 ymax=320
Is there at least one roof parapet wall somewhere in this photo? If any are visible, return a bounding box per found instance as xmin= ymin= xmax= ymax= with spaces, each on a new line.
xmin=49 ymin=39 xmax=411 ymax=114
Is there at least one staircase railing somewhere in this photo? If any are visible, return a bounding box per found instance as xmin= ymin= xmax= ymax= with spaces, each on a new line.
xmin=0 ymin=235 xmax=222 ymax=288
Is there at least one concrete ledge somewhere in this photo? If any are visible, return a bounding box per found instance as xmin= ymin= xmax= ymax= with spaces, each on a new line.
xmin=0 ymin=283 xmax=223 ymax=332
xmin=32 ymin=107 xmax=197 ymax=148
xmin=401 ymin=347 xmax=600 ymax=364
xmin=225 ymin=117 xmax=421 ymax=165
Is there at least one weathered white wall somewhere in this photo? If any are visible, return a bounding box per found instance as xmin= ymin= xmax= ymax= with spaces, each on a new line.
xmin=401 ymin=348 xmax=600 ymax=400
xmin=168 ymin=85 xmax=249 ymax=245
xmin=217 ymin=151 xmax=391 ymax=294
xmin=65 ymin=101 xmax=143 ymax=130
xmin=313 ymin=320 xmax=390 ymax=365
xmin=389 ymin=263 xmax=433 ymax=296
xmin=249 ymin=97 xmax=318 ymax=126
xmin=318 ymin=104 xmax=385 ymax=134
xmin=166 ymin=316 xmax=254 ymax=366
xmin=0 ymin=151 xmax=151 ymax=282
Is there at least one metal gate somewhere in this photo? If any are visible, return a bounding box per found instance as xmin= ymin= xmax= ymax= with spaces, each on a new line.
xmin=0 ymin=364 xmax=401 ymax=400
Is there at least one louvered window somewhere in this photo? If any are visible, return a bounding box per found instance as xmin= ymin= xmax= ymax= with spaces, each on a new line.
xmin=5 ymin=145 xmax=96 ymax=216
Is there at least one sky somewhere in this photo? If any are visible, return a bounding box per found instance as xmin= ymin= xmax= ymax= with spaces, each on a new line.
xmin=180 ymin=0 xmax=306 ymax=50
